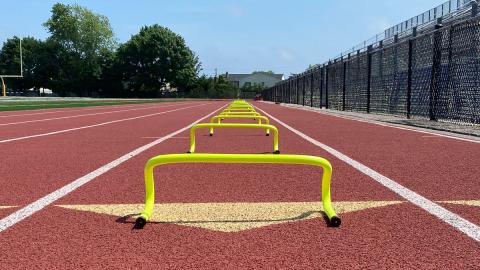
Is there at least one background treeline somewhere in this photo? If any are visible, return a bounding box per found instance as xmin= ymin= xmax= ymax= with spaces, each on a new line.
xmin=0 ymin=3 xmax=262 ymax=98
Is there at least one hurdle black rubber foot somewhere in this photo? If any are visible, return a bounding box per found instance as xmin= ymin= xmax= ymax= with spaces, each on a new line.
xmin=187 ymin=151 xmax=192 ymax=154
xmin=266 ymin=134 xmax=270 ymax=136
xmin=134 ymin=217 xmax=146 ymax=229
xmin=209 ymin=134 xmax=213 ymax=137
xmin=329 ymin=216 xmax=341 ymax=227
xmin=273 ymin=150 xmax=280 ymax=154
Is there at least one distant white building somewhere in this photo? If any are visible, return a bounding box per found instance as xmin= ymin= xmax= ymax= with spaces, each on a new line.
xmin=223 ymin=72 xmax=283 ymax=88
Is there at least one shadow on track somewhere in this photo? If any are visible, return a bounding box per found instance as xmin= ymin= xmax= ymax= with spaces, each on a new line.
xmin=115 ymin=210 xmax=335 ymax=230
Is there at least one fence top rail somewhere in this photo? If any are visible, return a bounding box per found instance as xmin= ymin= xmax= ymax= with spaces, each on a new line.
xmin=301 ymin=0 xmax=478 ymax=75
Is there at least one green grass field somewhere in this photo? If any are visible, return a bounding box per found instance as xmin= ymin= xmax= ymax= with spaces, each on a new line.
xmin=0 ymin=98 xmax=189 ymax=112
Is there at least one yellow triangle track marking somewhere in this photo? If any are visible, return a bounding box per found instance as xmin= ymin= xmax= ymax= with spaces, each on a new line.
xmin=57 ymin=201 xmax=403 ymax=232
xmin=439 ymin=200 xmax=480 ymax=207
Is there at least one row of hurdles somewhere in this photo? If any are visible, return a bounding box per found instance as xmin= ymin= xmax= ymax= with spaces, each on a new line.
xmin=188 ymin=100 xmax=279 ymax=154
xmin=134 ymin=100 xmax=341 ymax=229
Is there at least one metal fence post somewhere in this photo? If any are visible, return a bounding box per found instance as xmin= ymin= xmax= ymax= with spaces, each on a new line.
xmin=406 ymin=27 xmax=417 ymax=119
xmin=429 ymin=19 xmax=443 ymax=121
xmin=310 ymin=69 xmax=316 ymax=107
xmin=280 ymin=84 xmax=283 ymax=103
xmin=366 ymin=45 xmax=373 ymax=113
xmin=319 ymin=66 xmax=324 ymax=108
xmin=287 ymin=81 xmax=290 ymax=103
xmin=342 ymin=56 xmax=348 ymax=111
xmin=325 ymin=62 xmax=330 ymax=109
xmin=295 ymin=78 xmax=299 ymax=105
xmin=472 ymin=1 xmax=479 ymax=17
xmin=302 ymin=75 xmax=306 ymax=106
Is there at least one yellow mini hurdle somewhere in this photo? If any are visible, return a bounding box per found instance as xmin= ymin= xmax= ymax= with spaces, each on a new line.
xmin=227 ymin=102 xmax=253 ymax=106
xmin=218 ymin=112 xmax=262 ymax=117
xmin=227 ymin=103 xmax=253 ymax=106
xmin=222 ymin=108 xmax=257 ymax=113
xmin=188 ymin=123 xmax=279 ymax=154
xmin=227 ymin=102 xmax=253 ymax=107
xmin=209 ymin=115 xmax=271 ymax=136
xmin=231 ymin=100 xmax=248 ymax=104
xmin=134 ymin=153 xmax=341 ymax=229
xmin=227 ymin=105 xmax=252 ymax=109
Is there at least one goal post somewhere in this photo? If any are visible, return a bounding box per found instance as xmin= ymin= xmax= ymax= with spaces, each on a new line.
xmin=0 ymin=38 xmax=23 ymax=97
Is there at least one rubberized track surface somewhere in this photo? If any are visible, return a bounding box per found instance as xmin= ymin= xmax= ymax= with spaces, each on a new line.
xmin=0 ymin=101 xmax=478 ymax=269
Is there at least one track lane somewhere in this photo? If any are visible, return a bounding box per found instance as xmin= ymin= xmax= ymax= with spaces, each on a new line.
xmin=1 ymin=109 xmax=478 ymax=268
xmin=58 ymin=123 xmax=399 ymax=205
xmin=0 ymin=102 xmax=224 ymax=208
xmin=253 ymin=102 xmax=480 ymax=200
xmin=0 ymin=101 xmax=192 ymax=124
xmin=0 ymin=101 xmax=175 ymax=118
xmin=256 ymin=105 xmax=480 ymax=242
xmin=2 ymin=203 xmax=479 ymax=269
xmin=0 ymin=102 xmax=201 ymax=141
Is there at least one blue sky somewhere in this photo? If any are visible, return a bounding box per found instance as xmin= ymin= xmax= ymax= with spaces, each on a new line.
xmin=1 ymin=0 xmax=445 ymax=76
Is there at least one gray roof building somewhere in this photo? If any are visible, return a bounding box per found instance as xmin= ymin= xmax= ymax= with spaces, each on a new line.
xmin=223 ymin=72 xmax=284 ymax=88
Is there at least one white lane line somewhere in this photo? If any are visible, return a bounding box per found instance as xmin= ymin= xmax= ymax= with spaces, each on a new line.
xmin=256 ymin=107 xmax=480 ymax=242
xmin=0 ymin=104 xmax=225 ymax=232
xmin=0 ymin=103 xmax=188 ymax=126
xmin=0 ymin=101 xmax=149 ymax=107
xmin=141 ymin=136 xmax=189 ymax=139
xmin=0 ymin=104 xmax=145 ymax=118
xmin=0 ymin=102 xmax=181 ymax=118
xmin=0 ymin=103 xmax=207 ymax=144
xmin=277 ymin=103 xmax=480 ymax=144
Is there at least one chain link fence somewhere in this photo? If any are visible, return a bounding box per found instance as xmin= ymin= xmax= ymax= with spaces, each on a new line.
xmin=263 ymin=1 xmax=480 ymax=125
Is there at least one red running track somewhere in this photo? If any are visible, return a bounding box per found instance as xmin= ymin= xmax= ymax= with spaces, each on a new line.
xmin=253 ymin=102 xmax=480 ymax=225
xmin=0 ymin=101 xmax=199 ymax=140
xmin=0 ymin=101 xmax=478 ymax=269
xmin=0 ymin=101 xmax=224 ymax=206
xmin=0 ymin=101 xmax=175 ymax=120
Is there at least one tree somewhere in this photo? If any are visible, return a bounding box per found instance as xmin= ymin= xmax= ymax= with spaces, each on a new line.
xmin=188 ymin=75 xmax=238 ymax=99
xmin=0 ymin=36 xmax=57 ymax=95
xmin=240 ymin=83 xmax=265 ymax=99
xmin=116 ymin=24 xmax=200 ymax=97
xmin=43 ymin=3 xmax=116 ymax=96
xmin=0 ymin=37 xmax=22 ymax=77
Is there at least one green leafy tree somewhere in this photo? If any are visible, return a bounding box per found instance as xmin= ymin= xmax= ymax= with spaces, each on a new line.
xmin=116 ymin=24 xmax=200 ymax=97
xmin=189 ymin=76 xmax=212 ymax=98
xmin=43 ymin=3 xmax=116 ymax=96
xmin=240 ymin=83 xmax=265 ymax=99
xmin=98 ymin=50 xmax=126 ymax=97
xmin=0 ymin=36 xmax=58 ymax=95
xmin=0 ymin=37 xmax=22 ymax=77
xmin=188 ymin=75 xmax=238 ymax=99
